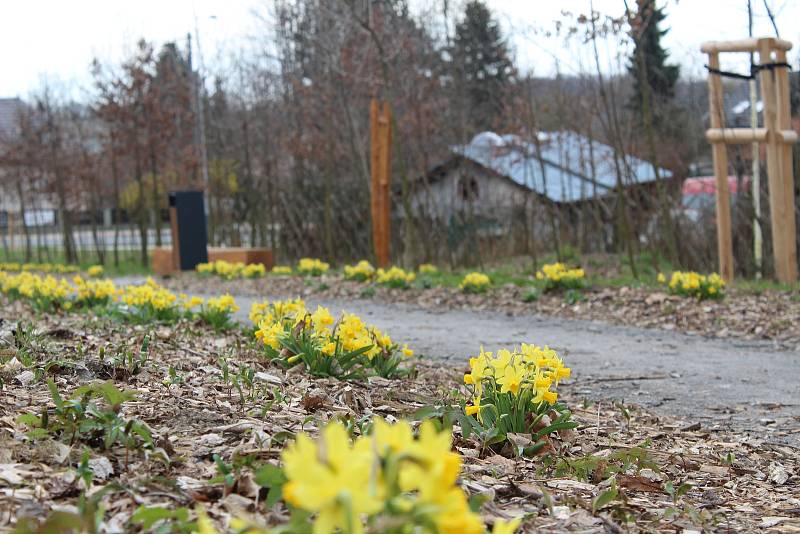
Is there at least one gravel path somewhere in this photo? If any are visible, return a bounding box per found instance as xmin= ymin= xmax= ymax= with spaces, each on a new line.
xmin=119 ymin=277 xmax=800 ymax=443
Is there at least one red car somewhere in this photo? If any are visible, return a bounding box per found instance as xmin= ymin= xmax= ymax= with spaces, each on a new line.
xmin=681 ymin=176 xmax=750 ymax=221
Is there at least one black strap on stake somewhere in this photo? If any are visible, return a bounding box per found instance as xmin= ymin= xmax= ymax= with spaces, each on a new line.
xmin=705 ymin=62 xmax=792 ymax=80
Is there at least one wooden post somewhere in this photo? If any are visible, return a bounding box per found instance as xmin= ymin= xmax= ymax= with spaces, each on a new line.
xmin=702 ymin=37 xmax=797 ymax=283
xmin=774 ymin=46 xmax=798 ymax=282
xmin=370 ymin=99 xmax=392 ymax=267
xmin=705 ymin=51 xmax=735 ymax=282
xmin=758 ymin=39 xmax=796 ymax=283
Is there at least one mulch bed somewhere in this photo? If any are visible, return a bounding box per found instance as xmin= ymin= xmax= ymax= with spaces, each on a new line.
xmin=1 ymin=299 xmax=798 ymax=532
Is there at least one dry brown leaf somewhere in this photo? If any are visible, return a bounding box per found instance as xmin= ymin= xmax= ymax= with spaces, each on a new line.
xmin=616 ymin=474 xmax=664 ymax=493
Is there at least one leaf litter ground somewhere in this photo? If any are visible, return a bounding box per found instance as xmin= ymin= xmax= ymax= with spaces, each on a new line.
xmin=1 ymin=296 xmax=799 ymax=533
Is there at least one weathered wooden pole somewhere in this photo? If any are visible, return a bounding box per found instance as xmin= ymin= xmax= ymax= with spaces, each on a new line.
xmin=773 ymin=44 xmax=798 ymax=282
xmin=705 ymin=51 xmax=735 ymax=282
xmin=370 ymin=99 xmax=392 ymax=267
xmin=757 ymin=39 xmax=797 ymax=283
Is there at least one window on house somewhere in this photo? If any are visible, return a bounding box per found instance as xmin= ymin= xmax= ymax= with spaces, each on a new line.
xmin=458 ymin=176 xmax=480 ymax=201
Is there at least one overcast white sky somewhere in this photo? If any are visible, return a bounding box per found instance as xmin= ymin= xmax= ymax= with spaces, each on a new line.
xmin=1 ymin=0 xmax=798 ymax=98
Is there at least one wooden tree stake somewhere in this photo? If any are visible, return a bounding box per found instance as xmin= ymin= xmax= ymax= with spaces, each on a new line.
xmin=705 ymin=51 xmax=735 ymax=282
xmin=701 ymin=37 xmax=798 ymax=283
xmin=370 ymin=99 xmax=392 ymax=267
xmin=773 ymin=47 xmax=798 ymax=282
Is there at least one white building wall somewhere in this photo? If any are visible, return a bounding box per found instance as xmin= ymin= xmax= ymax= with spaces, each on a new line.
xmin=409 ymin=164 xmax=532 ymax=222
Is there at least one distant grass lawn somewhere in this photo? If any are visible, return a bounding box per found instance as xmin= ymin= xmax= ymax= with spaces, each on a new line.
xmin=4 ymin=246 xmax=799 ymax=293
xmin=1 ymin=248 xmax=152 ymax=277
xmin=402 ymin=252 xmax=800 ymax=294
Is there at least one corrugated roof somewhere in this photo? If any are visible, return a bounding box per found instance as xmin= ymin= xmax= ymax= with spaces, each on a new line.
xmin=453 ymin=131 xmax=671 ymax=203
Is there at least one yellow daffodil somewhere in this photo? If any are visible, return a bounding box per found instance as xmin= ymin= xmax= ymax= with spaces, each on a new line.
xmin=344 ymin=260 xmax=376 ymax=281
xmin=282 ymin=422 xmax=383 ymax=534
xmin=297 ymin=258 xmax=330 ymax=276
xmin=459 ymin=272 xmax=491 ymax=293
xmin=195 ymin=507 xmax=219 ymax=534
xmin=311 ymin=306 xmax=334 ymax=332
xmin=666 ymin=271 xmax=725 ymax=300
xmin=184 ymin=296 xmax=204 ymax=309
xmin=206 ymin=294 xmax=239 ymax=314
xmin=497 ymin=364 xmax=526 ymax=395
xmin=271 ymin=265 xmax=292 ymax=275
xmin=372 ymin=417 xmax=414 ymax=454
xmin=418 ymin=263 xmax=438 ymax=275
xmin=242 ymin=263 xmax=266 ymax=278
xmin=536 ymin=262 xmax=585 ymax=290
xmin=250 ymin=299 xmax=410 ymax=377
xmin=376 ymin=266 xmax=416 ymax=288
xmin=492 ymin=517 xmax=522 ymax=534
xmin=465 ymin=397 xmax=482 ymax=416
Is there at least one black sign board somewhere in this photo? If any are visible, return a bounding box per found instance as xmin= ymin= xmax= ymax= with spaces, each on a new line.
xmin=169 ymin=191 xmax=208 ymax=270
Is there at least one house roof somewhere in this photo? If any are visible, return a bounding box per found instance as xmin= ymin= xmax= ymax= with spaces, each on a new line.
xmin=452 ymin=131 xmax=672 ymax=203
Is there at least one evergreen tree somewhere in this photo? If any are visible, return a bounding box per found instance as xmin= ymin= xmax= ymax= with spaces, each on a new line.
xmin=627 ymin=0 xmax=679 ymax=122
xmin=627 ymin=0 xmax=681 ymax=265
xmin=451 ymin=0 xmax=515 ymax=133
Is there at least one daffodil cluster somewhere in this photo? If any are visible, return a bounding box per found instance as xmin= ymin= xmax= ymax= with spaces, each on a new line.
xmin=297 ymin=257 xmax=330 ymax=276
xmin=181 ymin=294 xmax=205 ymax=311
xmin=459 ymin=272 xmax=491 ymax=293
xmin=249 ymin=296 xmax=306 ymax=326
xmin=195 ymin=293 xmax=240 ymax=331
xmin=0 ymin=262 xmax=80 ymax=274
xmin=87 ymin=265 xmax=104 ymax=277
xmin=376 ymin=266 xmax=416 ymax=289
xmin=0 ymin=270 xmax=122 ymax=312
xmin=196 ymin=262 xmax=215 ymax=276
xmin=252 ymin=298 xmax=412 ymax=378
xmin=271 ymin=265 xmax=293 ymax=275
xmin=72 ymin=275 xmax=117 ymax=307
xmin=0 ymin=271 xmax=74 ymax=311
xmin=196 ymin=260 xmax=266 ymax=280
xmin=281 ymin=418 xmax=492 ymax=534
xmin=0 ymin=268 xmax=243 ymax=330
xmin=119 ymin=277 xmax=183 ymax=322
xmin=662 ymin=271 xmax=725 ymax=300
xmin=463 ymin=345 xmax=576 ymax=453
xmin=418 ymin=263 xmax=439 ymax=275
xmin=242 ymin=263 xmax=267 ymax=278
xmin=535 ymin=262 xmax=586 ymax=291
xmin=344 ymin=260 xmax=376 ymax=282
xmin=119 ymin=279 xmax=240 ymax=327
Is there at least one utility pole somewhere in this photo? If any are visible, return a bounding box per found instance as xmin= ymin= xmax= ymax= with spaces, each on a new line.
xmin=188 ymin=24 xmax=210 ymax=224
